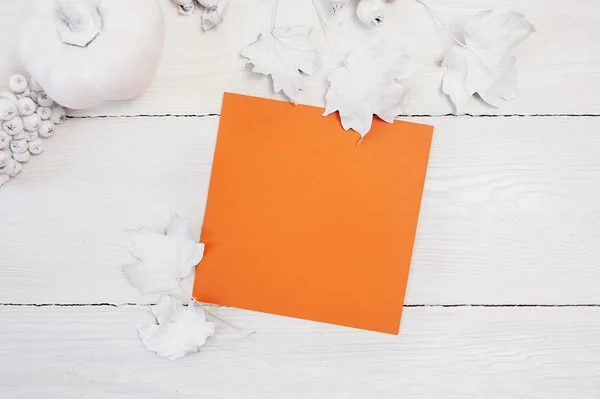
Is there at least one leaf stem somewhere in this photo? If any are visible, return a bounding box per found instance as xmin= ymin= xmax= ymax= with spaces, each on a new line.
xmin=415 ymin=1 xmax=500 ymax=78
xmin=414 ymin=0 xmax=466 ymax=47
xmin=186 ymin=283 xmax=248 ymax=333
xmin=201 ymin=306 xmax=246 ymax=333
xmin=271 ymin=0 xmax=280 ymax=31
xmin=308 ymin=0 xmax=349 ymax=68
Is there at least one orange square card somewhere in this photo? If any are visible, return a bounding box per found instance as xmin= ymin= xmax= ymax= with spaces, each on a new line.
xmin=194 ymin=93 xmax=433 ymax=334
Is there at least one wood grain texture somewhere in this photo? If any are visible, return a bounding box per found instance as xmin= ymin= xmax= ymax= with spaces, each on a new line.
xmin=1 ymin=305 xmax=599 ymax=398
xmin=0 ymin=0 xmax=598 ymax=116
xmin=0 ymin=116 xmax=598 ymax=305
xmin=0 ymin=1 xmax=599 ymax=396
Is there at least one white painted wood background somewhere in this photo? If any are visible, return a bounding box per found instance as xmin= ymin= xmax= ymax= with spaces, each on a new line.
xmin=0 ymin=0 xmax=599 ymax=397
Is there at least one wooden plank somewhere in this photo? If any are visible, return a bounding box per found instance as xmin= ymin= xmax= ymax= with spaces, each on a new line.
xmin=0 ymin=116 xmax=599 ymax=304
xmin=0 ymin=305 xmax=599 ymax=398
xmin=0 ymin=0 xmax=597 ymax=116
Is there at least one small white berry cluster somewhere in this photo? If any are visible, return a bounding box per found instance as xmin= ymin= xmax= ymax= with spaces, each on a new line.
xmin=172 ymin=0 xmax=227 ymax=31
xmin=330 ymin=0 xmax=396 ymax=27
xmin=0 ymin=74 xmax=66 ymax=187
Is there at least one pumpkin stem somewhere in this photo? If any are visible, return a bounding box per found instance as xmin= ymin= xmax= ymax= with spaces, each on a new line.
xmin=55 ymin=0 xmax=102 ymax=47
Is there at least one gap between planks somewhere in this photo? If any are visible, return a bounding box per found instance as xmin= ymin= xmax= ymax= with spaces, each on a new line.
xmin=1 ymin=303 xmax=599 ymax=308
xmin=66 ymin=113 xmax=600 ymax=120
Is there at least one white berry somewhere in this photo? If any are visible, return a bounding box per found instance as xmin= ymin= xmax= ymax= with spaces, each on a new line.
xmin=29 ymin=77 xmax=43 ymax=92
xmin=197 ymin=0 xmax=220 ymax=9
xmin=37 ymin=107 xmax=52 ymax=120
xmin=0 ymin=151 xmax=10 ymax=168
xmin=0 ymin=91 xmax=17 ymax=104
xmin=356 ymin=0 xmax=385 ymax=26
xmin=0 ymin=74 xmax=67 ymax=187
xmin=0 ymin=131 xmax=10 ymax=150
xmin=12 ymin=150 xmax=30 ymax=163
xmin=28 ymin=138 xmax=43 ymax=155
xmin=38 ymin=120 xmax=55 ymax=138
xmin=12 ymin=132 xmax=25 ymax=141
xmin=8 ymin=74 xmax=28 ymax=94
xmin=0 ymin=98 xmax=18 ymax=121
xmin=201 ymin=2 xmax=227 ymax=31
xmin=23 ymin=130 xmax=39 ymax=142
xmin=173 ymin=0 xmax=196 ymax=15
xmin=50 ymin=106 xmax=66 ymax=124
xmin=35 ymin=92 xmax=54 ymax=107
xmin=173 ymin=0 xmax=194 ymax=6
xmin=23 ymin=114 xmax=42 ymax=132
xmin=10 ymin=139 xmax=28 ymax=153
xmin=16 ymin=97 xmax=36 ymax=116
xmin=1 ymin=158 xmax=21 ymax=177
xmin=2 ymin=116 xmax=23 ymax=135
xmin=17 ymin=88 xmax=32 ymax=100
xmin=10 ymin=160 xmax=23 ymax=177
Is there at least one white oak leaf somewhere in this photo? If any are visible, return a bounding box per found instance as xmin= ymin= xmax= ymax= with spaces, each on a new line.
xmin=241 ymin=26 xmax=320 ymax=103
xmin=139 ymin=297 xmax=216 ymax=360
xmin=323 ymin=40 xmax=413 ymax=138
xmin=123 ymin=214 xmax=205 ymax=296
xmin=442 ymin=10 xmax=535 ymax=112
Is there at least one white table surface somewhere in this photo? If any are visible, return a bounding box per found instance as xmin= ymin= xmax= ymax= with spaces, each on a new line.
xmin=1 ymin=0 xmax=599 ymax=397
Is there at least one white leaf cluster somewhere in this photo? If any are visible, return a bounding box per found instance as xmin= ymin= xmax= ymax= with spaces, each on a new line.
xmin=0 ymin=74 xmax=66 ymax=188
xmin=241 ymin=7 xmax=534 ymax=138
xmin=123 ymin=214 xmax=216 ymax=360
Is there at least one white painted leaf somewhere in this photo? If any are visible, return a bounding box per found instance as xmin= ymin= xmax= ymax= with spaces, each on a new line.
xmin=442 ymin=10 xmax=535 ymax=112
xmin=123 ymin=214 xmax=205 ymax=296
xmin=139 ymin=296 xmax=216 ymax=360
xmin=241 ymin=26 xmax=319 ymax=103
xmin=323 ymin=40 xmax=413 ymax=138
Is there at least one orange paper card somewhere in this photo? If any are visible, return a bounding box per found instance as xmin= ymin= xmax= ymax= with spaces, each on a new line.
xmin=194 ymin=93 xmax=433 ymax=334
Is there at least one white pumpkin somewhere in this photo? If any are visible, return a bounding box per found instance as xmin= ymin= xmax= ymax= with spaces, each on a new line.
xmin=17 ymin=0 xmax=165 ymax=109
